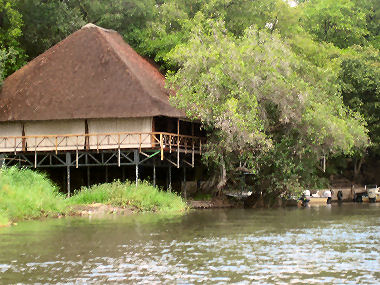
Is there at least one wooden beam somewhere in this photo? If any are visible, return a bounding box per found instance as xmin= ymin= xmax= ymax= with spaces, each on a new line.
xmin=168 ymin=165 xmax=172 ymax=192
xmin=66 ymin=152 xmax=71 ymax=197
xmin=177 ymin=119 xmax=180 ymax=168
xmin=134 ymin=150 xmax=139 ymax=186
xmin=160 ymin=133 xmax=164 ymax=160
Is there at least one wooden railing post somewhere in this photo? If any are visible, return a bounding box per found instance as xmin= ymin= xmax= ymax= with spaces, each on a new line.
xmin=177 ymin=134 xmax=180 ymax=168
xmin=118 ymin=134 xmax=121 ymax=167
xmin=160 ymin=133 xmax=164 ymax=160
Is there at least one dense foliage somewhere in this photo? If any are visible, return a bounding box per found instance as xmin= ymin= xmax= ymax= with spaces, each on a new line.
xmin=0 ymin=0 xmax=378 ymax=195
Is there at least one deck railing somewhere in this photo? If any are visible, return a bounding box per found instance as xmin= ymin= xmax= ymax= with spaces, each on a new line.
xmin=0 ymin=132 xmax=204 ymax=155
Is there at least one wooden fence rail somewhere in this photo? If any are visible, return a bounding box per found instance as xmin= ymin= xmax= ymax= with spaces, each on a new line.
xmin=0 ymin=132 xmax=204 ymax=155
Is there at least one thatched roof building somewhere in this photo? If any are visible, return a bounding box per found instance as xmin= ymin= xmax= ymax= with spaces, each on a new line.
xmin=0 ymin=23 xmax=183 ymax=121
xmin=0 ymin=24 xmax=196 ymax=153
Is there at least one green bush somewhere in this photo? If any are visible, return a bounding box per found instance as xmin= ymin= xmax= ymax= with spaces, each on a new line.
xmin=0 ymin=167 xmax=187 ymax=226
xmin=68 ymin=180 xmax=188 ymax=213
xmin=0 ymin=167 xmax=66 ymax=225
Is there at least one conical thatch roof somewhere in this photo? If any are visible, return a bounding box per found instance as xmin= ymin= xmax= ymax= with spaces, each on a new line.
xmin=0 ymin=23 xmax=184 ymax=122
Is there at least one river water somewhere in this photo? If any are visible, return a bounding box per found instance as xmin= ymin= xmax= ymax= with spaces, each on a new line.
xmin=0 ymin=204 xmax=379 ymax=284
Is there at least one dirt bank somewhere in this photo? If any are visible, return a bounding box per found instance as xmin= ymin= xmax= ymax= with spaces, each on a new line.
xmin=67 ymin=203 xmax=139 ymax=217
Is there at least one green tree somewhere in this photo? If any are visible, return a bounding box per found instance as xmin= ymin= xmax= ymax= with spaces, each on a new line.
xmin=67 ymin=0 xmax=156 ymax=51
xmin=167 ymin=20 xmax=368 ymax=197
xmin=0 ymin=0 xmax=26 ymax=80
xmin=301 ymin=0 xmax=368 ymax=48
xmin=338 ymin=46 xmax=379 ymax=177
xmin=16 ymin=0 xmax=85 ymax=59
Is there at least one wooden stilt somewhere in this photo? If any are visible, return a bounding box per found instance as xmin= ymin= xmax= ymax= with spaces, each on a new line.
xmin=76 ymin=148 xmax=78 ymax=168
xmin=160 ymin=134 xmax=164 ymax=160
xmin=66 ymin=152 xmax=71 ymax=197
xmin=168 ymin=165 xmax=172 ymax=192
xmin=134 ymin=150 xmax=139 ymax=186
xmin=177 ymin=119 xmax=180 ymax=168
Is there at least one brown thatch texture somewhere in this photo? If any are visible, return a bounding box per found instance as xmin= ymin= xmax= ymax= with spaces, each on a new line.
xmin=0 ymin=23 xmax=184 ymax=122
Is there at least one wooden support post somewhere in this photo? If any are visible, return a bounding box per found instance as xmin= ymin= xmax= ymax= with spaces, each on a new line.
xmin=105 ymin=166 xmax=108 ymax=183
xmin=87 ymin=166 xmax=90 ymax=187
xmin=177 ymin=119 xmax=180 ymax=168
xmin=76 ymin=136 xmax=79 ymax=169
xmin=66 ymin=152 xmax=71 ymax=197
xmin=139 ymin=134 xmax=142 ymax=152
xmin=160 ymin=133 xmax=164 ymax=160
xmin=135 ymin=150 xmax=139 ymax=186
xmin=168 ymin=165 xmax=172 ymax=192
xmin=76 ymin=149 xmax=78 ymax=168
xmin=153 ymin=160 xmax=156 ymax=187
xmin=34 ymin=151 xmax=37 ymax=168
xmin=118 ymin=147 xmax=121 ymax=167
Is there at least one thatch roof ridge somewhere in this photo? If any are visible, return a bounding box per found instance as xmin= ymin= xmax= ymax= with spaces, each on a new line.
xmin=0 ymin=23 xmax=184 ymax=122
xmin=95 ymin=26 xmax=171 ymax=107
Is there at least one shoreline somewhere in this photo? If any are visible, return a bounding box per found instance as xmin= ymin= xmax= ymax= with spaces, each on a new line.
xmin=2 ymin=199 xmax=379 ymax=228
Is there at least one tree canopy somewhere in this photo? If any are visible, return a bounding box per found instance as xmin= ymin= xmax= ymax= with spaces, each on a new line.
xmin=167 ymin=19 xmax=368 ymax=195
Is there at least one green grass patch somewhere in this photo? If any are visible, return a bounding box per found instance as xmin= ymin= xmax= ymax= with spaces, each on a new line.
xmin=68 ymin=181 xmax=188 ymax=213
xmin=0 ymin=167 xmax=66 ymax=225
xmin=0 ymin=211 xmax=9 ymax=226
xmin=0 ymin=167 xmax=187 ymax=226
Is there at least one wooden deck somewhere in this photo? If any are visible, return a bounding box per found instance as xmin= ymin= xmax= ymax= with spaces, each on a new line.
xmin=0 ymin=132 xmax=204 ymax=155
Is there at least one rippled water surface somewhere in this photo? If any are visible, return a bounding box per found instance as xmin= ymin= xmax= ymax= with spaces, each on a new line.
xmin=0 ymin=204 xmax=379 ymax=284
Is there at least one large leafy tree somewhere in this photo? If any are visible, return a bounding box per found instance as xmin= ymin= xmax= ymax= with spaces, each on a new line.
xmin=16 ymin=0 xmax=85 ymax=59
xmin=338 ymin=46 xmax=380 ymax=178
xmin=301 ymin=0 xmax=369 ymax=48
xmin=167 ymin=20 xmax=368 ymax=197
xmin=0 ymin=0 xmax=26 ymax=80
xmin=66 ymin=0 xmax=156 ymax=52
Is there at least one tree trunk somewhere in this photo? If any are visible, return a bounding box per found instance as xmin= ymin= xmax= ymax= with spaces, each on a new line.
xmin=216 ymin=159 xmax=227 ymax=195
xmin=353 ymin=157 xmax=363 ymax=181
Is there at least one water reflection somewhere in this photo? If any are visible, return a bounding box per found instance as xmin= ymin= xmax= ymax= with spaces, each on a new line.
xmin=0 ymin=204 xmax=379 ymax=284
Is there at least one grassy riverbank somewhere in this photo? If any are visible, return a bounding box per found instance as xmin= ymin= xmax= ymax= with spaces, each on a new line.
xmin=68 ymin=181 xmax=187 ymax=213
xmin=0 ymin=167 xmax=187 ymax=226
